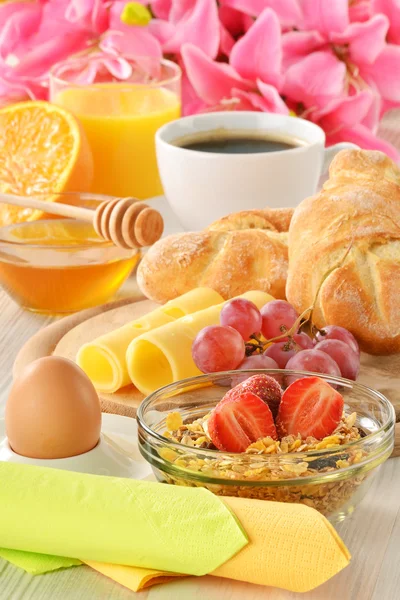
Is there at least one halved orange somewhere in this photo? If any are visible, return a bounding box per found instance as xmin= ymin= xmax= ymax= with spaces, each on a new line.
xmin=0 ymin=101 xmax=93 ymax=226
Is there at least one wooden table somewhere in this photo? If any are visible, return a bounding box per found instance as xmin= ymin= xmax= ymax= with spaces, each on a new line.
xmin=2 ymin=114 xmax=400 ymax=597
xmin=0 ymin=287 xmax=400 ymax=600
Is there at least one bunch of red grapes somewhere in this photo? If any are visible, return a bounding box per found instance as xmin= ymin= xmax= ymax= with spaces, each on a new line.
xmin=192 ymin=298 xmax=360 ymax=382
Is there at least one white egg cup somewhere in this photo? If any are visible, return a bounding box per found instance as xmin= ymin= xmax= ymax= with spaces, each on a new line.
xmin=0 ymin=416 xmax=152 ymax=479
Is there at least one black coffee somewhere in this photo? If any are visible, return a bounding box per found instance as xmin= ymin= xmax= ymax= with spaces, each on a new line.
xmin=173 ymin=129 xmax=305 ymax=154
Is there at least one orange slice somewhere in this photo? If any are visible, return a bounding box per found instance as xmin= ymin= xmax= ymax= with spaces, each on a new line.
xmin=0 ymin=101 xmax=93 ymax=226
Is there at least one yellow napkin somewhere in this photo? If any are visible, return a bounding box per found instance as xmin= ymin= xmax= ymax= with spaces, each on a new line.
xmin=213 ymin=497 xmax=350 ymax=591
xmin=85 ymin=498 xmax=351 ymax=593
xmin=0 ymin=462 xmax=247 ymax=575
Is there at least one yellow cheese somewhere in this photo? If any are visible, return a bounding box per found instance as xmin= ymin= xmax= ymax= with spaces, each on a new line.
xmin=76 ymin=288 xmax=223 ymax=392
xmin=126 ymin=291 xmax=273 ymax=395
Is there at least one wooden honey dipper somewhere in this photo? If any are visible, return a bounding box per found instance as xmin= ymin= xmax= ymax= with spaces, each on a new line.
xmin=0 ymin=193 xmax=164 ymax=249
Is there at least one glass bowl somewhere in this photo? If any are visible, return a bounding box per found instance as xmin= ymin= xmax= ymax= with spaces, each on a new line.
xmin=137 ymin=369 xmax=395 ymax=522
xmin=0 ymin=192 xmax=140 ymax=314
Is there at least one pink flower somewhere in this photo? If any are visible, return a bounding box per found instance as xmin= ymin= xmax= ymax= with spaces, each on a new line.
xmin=218 ymin=4 xmax=253 ymax=39
xmin=283 ymin=1 xmax=400 ymax=105
xmin=371 ymin=0 xmax=400 ymax=44
xmin=0 ymin=1 xmax=109 ymax=102
xmin=148 ymin=0 xmax=220 ymax=58
xmin=280 ymin=0 xmax=400 ymax=157
xmin=182 ymin=8 xmax=288 ymax=115
xmin=0 ymin=2 xmax=42 ymax=61
xmin=220 ymin=0 xmax=302 ymax=30
xmin=151 ymin=1 xmax=171 ymax=20
xmin=313 ymin=90 xmax=400 ymax=161
xmin=106 ymin=2 xmax=162 ymax=58
xmin=180 ymin=62 xmax=208 ymax=116
xmin=0 ymin=0 xmax=398 ymax=161
xmin=283 ymin=51 xmax=347 ymax=109
xmin=349 ymin=1 xmax=372 ymax=23
xmin=65 ymin=0 xmax=109 ymax=33
xmin=218 ymin=4 xmax=253 ymax=57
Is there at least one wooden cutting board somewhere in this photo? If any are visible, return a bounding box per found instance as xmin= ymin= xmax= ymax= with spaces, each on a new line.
xmin=13 ymin=296 xmax=400 ymax=456
xmin=13 ymin=296 xmax=153 ymax=418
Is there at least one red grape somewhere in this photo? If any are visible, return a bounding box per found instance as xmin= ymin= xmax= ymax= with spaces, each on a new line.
xmin=232 ymin=354 xmax=281 ymax=385
xmin=220 ymin=298 xmax=262 ymax=340
xmin=261 ymin=300 xmax=299 ymax=341
xmin=192 ymin=325 xmax=245 ymax=373
xmin=315 ymin=325 xmax=359 ymax=355
xmin=263 ymin=333 xmax=313 ymax=368
xmin=293 ymin=332 xmax=314 ymax=349
xmin=263 ymin=341 xmax=296 ymax=368
xmin=238 ymin=354 xmax=279 ymax=370
xmin=285 ymin=349 xmax=341 ymax=386
xmin=316 ymin=339 xmax=360 ymax=380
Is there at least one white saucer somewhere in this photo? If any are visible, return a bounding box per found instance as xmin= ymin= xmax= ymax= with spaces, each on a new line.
xmin=0 ymin=413 xmax=153 ymax=479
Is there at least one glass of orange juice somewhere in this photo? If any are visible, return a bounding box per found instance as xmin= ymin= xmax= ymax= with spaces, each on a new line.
xmin=50 ymin=52 xmax=181 ymax=199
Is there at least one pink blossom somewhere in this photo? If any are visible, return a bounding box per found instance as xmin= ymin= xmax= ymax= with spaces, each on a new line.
xmin=218 ymin=19 xmax=235 ymax=57
xmin=283 ymin=1 xmax=400 ymax=106
xmin=65 ymin=0 xmax=109 ymax=33
xmin=312 ymin=90 xmax=399 ymax=161
xmin=283 ymin=51 xmax=347 ymax=109
xmin=0 ymin=2 xmax=42 ymax=61
xmin=0 ymin=1 xmax=109 ymax=102
xmin=98 ymin=30 xmax=161 ymax=59
xmin=180 ymin=62 xmax=207 ymax=116
xmin=218 ymin=5 xmax=253 ymax=39
xmin=349 ymin=1 xmax=372 ymax=23
xmin=148 ymin=0 xmax=220 ymax=58
xmin=107 ymin=2 xmax=162 ymax=58
xmin=108 ymin=1 xmax=220 ymax=61
xmin=0 ymin=0 xmax=398 ymax=160
xmin=220 ymin=0 xmax=302 ymax=30
xmin=278 ymin=0 xmax=400 ymax=157
xmin=0 ymin=75 xmax=47 ymax=107
xmin=182 ymin=8 xmax=288 ymax=115
xmin=151 ymin=1 xmax=172 ymax=20
xmin=371 ymin=0 xmax=400 ymax=44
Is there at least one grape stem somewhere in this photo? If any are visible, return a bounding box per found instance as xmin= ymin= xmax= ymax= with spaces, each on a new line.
xmin=244 ymin=239 xmax=355 ymax=354
xmin=261 ymin=238 xmax=355 ymax=347
xmin=263 ymin=306 xmax=313 ymax=345
xmin=245 ymin=334 xmax=265 ymax=355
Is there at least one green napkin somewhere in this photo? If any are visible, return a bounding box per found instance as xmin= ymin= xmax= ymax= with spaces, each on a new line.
xmin=0 ymin=462 xmax=247 ymax=576
xmin=0 ymin=548 xmax=81 ymax=574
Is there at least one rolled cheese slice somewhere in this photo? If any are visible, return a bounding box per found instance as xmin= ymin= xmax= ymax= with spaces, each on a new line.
xmin=76 ymin=288 xmax=223 ymax=393
xmin=126 ymin=291 xmax=273 ymax=395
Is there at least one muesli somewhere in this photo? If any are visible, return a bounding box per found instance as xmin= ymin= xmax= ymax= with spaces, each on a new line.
xmin=159 ymin=376 xmax=368 ymax=515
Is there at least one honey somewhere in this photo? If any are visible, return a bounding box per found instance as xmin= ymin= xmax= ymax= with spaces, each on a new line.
xmin=0 ymin=220 xmax=139 ymax=314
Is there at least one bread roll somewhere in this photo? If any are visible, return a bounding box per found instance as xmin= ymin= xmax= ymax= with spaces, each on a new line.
xmin=208 ymin=208 xmax=293 ymax=233
xmin=137 ymin=208 xmax=293 ymax=304
xmin=286 ymin=149 xmax=400 ymax=355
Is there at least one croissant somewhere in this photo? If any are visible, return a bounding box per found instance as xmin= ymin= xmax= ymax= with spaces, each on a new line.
xmin=286 ymin=149 xmax=400 ymax=355
xmin=137 ymin=208 xmax=293 ymax=304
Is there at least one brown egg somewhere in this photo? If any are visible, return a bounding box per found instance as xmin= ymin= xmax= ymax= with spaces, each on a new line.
xmin=5 ymin=356 xmax=101 ymax=459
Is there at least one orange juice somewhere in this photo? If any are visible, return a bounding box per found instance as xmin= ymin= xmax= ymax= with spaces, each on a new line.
xmin=54 ymin=84 xmax=181 ymax=199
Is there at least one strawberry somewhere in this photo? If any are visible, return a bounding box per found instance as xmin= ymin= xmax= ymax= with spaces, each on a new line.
xmin=208 ymin=391 xmax=278 ymax=453
xmin=276 ymin=376 xmax=344 ymax=439
xmin=231 ymin=374 xmax=282 ymax=418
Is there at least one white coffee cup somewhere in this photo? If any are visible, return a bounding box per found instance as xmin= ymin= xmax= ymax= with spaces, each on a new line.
xmin=156 ymin=111 xmax=358 ymax=230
